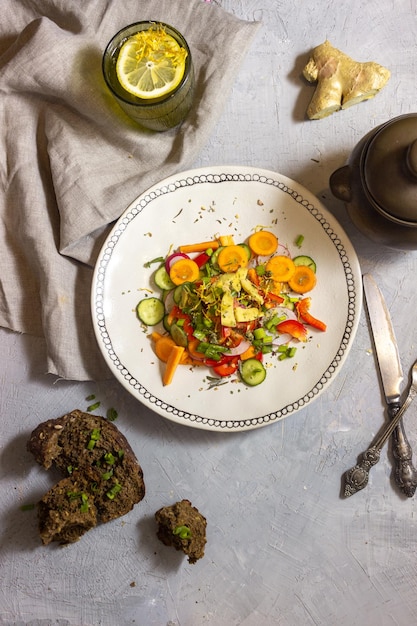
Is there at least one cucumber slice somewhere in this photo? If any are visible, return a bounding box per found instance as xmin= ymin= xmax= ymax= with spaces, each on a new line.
xmin=173 ymin=283 xmax=197 ymax=308
xmin=163 ymin=313 xmax=172 ymax=333
xmin=136 ymin=297 xmax=165 ymax=326
xmin=239 ymin=358 xmax=266 ymax=386
xmin=210 ymin=246 xmax=224 ymax=268
xmin=173 ymin=285 xmax=183 ymax=304
xmin=170 ymin=323 xmax=188 ymax=348
xmin=154 ymin=265 xmax=176 ymax=291
xmin=293 ymin=255 xmax=316 ymax=273
xmin=238 ymin=243 xmax=252 ymax=261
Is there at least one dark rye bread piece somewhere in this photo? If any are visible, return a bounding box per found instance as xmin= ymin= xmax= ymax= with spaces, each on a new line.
xmin=38 ymin=470 xmax=98 ymax=544
xmin=27 ymin=410 xmax=145 ymax=543
xmin=155 ymin=499 xmax=207 ymax=564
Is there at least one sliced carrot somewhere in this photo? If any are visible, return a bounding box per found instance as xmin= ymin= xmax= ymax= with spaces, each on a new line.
xmin=288 ymin=265 xmax=317 ymax=294
xmin=247 ymin=267 xmax=260 ymax=286
xmin=163 ymin=345 xmax=185 ymax=385
xmin=240 ymin=344 xmax=257 ymax=360
xmin=178 ymin=240 xmax=219 ymax=254
xmin=218 ymin=235 xmax=235 ymax=246
xmin=181 ymin=354 xmax=205 ymax=366
xmin=166 ymin=309 xmax=176 ymax=326
xmin=152 ymin=333 xmax=191 ymax=364
xmin=248 ymin=230 xmax=278 ymax=256
xmin=169 ymin=258 xmax=200 ymax=285
xmin=186 ymin=339 xmax=206 ymax=361
xmin=153 ymin=335 xmax=178 ymax=362
xmin=217 ymin=245 xmax=249 ymax=273
xmin=266 ymin=256 xmax=296 ymax=282
xmin=264 ymin=291 xmax=285 ymax=305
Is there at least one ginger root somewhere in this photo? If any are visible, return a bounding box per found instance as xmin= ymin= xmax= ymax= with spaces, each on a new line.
xmin=303 ymin=40 xmax=390 ymax=120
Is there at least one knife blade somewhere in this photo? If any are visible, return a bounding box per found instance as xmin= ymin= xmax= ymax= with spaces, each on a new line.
xmin=362 ymin=273 xmax=417 ymax=496
xmin=363 ymin=273 xmax=403 ymax=407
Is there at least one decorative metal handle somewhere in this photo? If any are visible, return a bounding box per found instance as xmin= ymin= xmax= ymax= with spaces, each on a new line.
xmin=344 ymin=388 xmax=417 ymax=497
xmin=390 ymin=405 xmax=417 ymax=497
xmin=344 ymin=447 xmax=381 ymax=497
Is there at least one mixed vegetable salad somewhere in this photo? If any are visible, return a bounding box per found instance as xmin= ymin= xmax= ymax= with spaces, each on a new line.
xmin=136 ymin=229 xmax=326 ymax=387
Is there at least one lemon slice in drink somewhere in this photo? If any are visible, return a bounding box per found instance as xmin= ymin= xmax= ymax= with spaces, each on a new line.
xmin=116 ymin=26 xmax=188 ymax=100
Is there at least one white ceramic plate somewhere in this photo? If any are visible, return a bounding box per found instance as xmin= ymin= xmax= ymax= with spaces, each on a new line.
xmin=92 ymin=166 xmax=362 ymax=431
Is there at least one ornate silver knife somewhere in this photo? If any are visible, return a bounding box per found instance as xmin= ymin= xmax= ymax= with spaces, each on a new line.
xmin=344 ymin=273 xmax=417 ymax=497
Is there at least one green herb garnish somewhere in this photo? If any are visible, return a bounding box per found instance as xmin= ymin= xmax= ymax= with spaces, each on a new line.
xmin=67 ymin=491 xmax=89 ymax=512
xmin=67 ymin=491 xmax=82 ymax=500
xmin=173 ymin=525 xmax=192 ymax=539
xmin=144 ymin=256 xmax=165 ymax=268
xmin=87 ymin=428 xmax=101 ymax=450
xmin=295 ymin=234 xmax=304 ymax=248
xmin=80 ymin=493 xmax=89 ymax=513
xmin=206 ymin=375 xmax=228 ymax=389
xmin=106 ymin=483 xmax=122 ymax=500
xmin=103 ymin=452 xmax=116 ymax=465
xmin=87 ymin=401 xmax=101 ymax=412
xmin=106 ymin=408 xmax=118 ymax=421
xmin=277 ymin=345 xmax=297 ymax=360
xmin=20 ymin=503 xmax=35 ymax=511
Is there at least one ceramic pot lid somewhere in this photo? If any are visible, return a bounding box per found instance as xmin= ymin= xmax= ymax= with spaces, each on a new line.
xmin=361 ymin=113 xmax=417 ymax=225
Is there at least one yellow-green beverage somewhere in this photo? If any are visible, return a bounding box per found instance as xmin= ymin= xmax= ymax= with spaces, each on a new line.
xmin=102 ymin=22 xmax=195 ymax=131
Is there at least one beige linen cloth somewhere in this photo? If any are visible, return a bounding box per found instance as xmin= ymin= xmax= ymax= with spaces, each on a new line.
xmin=0 ymin=0 xmax=260 ymax=380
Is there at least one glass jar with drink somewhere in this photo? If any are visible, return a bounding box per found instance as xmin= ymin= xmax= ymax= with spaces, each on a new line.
xmin=102 ymin=21 xmax=195 ymax=131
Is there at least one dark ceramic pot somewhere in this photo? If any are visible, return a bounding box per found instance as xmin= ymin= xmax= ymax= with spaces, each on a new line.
xmin=330 ymin=113 xmax=417 ymax=250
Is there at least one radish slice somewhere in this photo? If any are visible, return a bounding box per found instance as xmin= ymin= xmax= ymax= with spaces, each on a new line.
xmin=268 ymin=306 xmax=298 ymax=321
xmin=252 ymin=243 xmax=292 ymax=265
xmin=165 ymin=252 xmax=190 ymax=273
xmin=277 ymin=242 xmax=291 ymax=257
xmin=163 ymin=289 xmax=175 ymax=311
xmin=228 ymin=340 xmax=252 ymax=356
xmin=272 ymin=334 xmax=292 ymax=346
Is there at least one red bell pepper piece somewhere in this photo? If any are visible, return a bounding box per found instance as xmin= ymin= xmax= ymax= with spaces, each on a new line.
xmin=167 ymin=306 xmax=195 ymax=338
xmin=167 ymin=305 xmax=186 ymax=322
xmin=221 ymin=326 xmax=244 ymax=348
xmin=276 ymin=319 xmax=308 ymax=342
xmin=264 ymin=291 xmax=284 ymax=305
xmin=295 ymin=298 xmax=327 ymax=332
xmin=235 ymin=320 xmax=257 ymax=332
xmin=212 ymin=356 xmax=240 ymax=377
xmin=194 ymin=252 xmax=211 ymax=268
